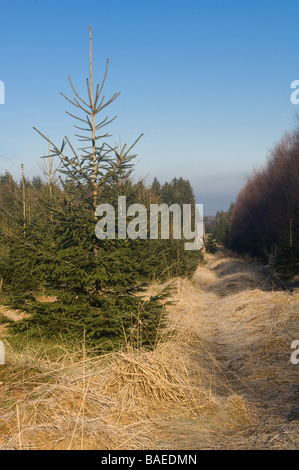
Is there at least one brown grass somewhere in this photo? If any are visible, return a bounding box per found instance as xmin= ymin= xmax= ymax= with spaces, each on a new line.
xmin=0 ymin=251 xmax=298 ymax=450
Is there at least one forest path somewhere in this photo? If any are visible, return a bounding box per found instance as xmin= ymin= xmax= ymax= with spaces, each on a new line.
xmin=165 ymin=251 xmax=299 ymax=450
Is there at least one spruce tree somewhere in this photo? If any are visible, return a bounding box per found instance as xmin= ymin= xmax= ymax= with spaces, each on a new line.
xmin=4 ymin=28 xmax=166 ymax=349
xmin=1 ymin=29 xmax=204 ymax=348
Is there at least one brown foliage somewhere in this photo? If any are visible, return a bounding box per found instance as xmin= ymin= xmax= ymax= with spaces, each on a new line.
xmin=231 ymin=129 xmax=299 ymax=257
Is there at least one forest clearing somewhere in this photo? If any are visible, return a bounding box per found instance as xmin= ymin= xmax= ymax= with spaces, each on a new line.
xmin=1 ymin=251 xmax=298 ymax=450
xmin=1 ymin=2 xmax=299 ymax=454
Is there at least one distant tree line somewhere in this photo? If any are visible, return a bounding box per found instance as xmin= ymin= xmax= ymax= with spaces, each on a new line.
xmin=203 ymin=206 xmax=233 ymax=254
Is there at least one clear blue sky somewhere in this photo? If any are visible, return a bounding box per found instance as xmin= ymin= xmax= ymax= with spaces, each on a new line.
xmin=0 ymin=0 xmax=299 ymax=214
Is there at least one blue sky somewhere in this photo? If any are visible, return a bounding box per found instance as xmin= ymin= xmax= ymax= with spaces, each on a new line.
xmin=0 ymin=0 xmax=299 ymax=214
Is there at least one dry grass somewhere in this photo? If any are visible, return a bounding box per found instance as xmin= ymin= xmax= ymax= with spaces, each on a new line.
xmin=0 ymin=251 xmax=298 ymax=450
xmin=0 ymin=306 xmax=252 ymax=450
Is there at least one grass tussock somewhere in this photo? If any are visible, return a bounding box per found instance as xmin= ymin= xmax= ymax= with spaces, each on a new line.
xmin=0 ymin=336 xmax=250 ymax=450
xmin=1 ymin=251 xmax=298 ymax=450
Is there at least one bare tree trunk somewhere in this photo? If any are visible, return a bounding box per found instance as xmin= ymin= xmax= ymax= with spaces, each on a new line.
xmin=89 ymin=26 xmax=98 ymax=218
xmin=21 ymin=164 xmax=26 ymax=237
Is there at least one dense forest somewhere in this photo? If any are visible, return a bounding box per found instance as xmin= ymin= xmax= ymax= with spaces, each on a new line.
xmin=230 ymin=129 xmax=299 ymax=276
xmin=206 ymin=127 xmax=299 ymax=278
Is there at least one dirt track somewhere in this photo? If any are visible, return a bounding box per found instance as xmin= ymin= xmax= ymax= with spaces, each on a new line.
xmin=167 ymin=252 xmax=299 ymax=449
